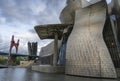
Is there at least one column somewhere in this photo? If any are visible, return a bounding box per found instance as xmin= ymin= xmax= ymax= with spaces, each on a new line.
xmin=53 ymin=32 xmax=58 ymax=66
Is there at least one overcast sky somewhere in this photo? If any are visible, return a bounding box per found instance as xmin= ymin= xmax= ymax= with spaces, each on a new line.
xmin=0 ymin=0 xmax=111 ymax=55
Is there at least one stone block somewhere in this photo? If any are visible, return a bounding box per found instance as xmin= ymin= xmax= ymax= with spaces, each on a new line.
xmin=32 ymin=65 xmax=65 ymax=73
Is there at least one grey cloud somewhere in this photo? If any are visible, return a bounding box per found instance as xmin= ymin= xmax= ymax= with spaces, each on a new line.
xmin=0 ymin=0 xmax=66 ymax=54
xmin=36 ymin=0 xmax=65 ymax=24
xmin=0 ymin=34 xmax=3 ymax=43
xmin=28 ymin=29 xmax=36 ymax=34
xmin=0 ymin=0 xmax=66 ymax=25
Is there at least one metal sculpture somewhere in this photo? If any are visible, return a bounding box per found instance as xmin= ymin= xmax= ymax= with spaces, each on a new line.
xmin=9 ymin=35 xmax=19 ymax=54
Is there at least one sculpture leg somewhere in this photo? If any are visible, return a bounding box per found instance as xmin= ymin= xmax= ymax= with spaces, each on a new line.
xmin=16 ymin=46 xmax=18 ymax=54
xmin=9 ymin=46 xmax=13 ymax=54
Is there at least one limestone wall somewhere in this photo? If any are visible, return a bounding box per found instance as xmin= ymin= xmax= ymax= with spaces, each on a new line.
xmin=40 ymin=40 xmax=62 ymax=57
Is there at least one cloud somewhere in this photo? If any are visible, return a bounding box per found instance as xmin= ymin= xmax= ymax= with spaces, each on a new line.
xmin=28 ymin=29 xmax=36 ymax=34
xmin=0 ymin=0 xmax=66 ymax=28
xmin=0 ymin=0 xmax=111 ymax=25
xmin=0 ymin=34 xmax=3 ymax=44
xmin=0 ymin=17 xmax=6 ymax=24
xmin=0 ymin=0 xmax=66 ymax=54
xmin=106 ymin=0 xmax=111 ymax=3
xmin=0 ymin=0 xmax=65 ymax=25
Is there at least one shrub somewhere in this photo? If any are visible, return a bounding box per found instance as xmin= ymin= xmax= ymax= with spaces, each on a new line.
xmin=0 ymin=58 xmax=7 ymax=64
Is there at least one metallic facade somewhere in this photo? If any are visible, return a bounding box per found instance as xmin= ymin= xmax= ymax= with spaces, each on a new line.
xmin=60 ymin=0 xmax=117 ymax=78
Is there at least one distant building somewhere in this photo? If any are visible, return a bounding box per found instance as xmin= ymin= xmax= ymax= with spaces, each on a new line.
xmin=28 ymin=42 xmax=37 ymax=56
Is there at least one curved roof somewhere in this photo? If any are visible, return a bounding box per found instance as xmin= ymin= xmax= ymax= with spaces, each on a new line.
xmin=34 ymin=24 xmax=73 ymax=40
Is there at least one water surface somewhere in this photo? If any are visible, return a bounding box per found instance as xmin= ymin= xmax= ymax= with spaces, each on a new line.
xmin=0 ymin=68 xmax=119 ymax=81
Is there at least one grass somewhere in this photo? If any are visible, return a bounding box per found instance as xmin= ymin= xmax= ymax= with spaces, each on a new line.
xmin=0 ymin=58 xmax=22 ymax=65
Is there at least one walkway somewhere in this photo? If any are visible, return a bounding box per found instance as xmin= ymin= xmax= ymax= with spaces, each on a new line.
xmin=0 ymin=64 xmax=8 ymax=68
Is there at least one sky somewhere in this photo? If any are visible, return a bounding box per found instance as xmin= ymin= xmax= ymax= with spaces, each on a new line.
xmin=0 ymin=0 xmax=111 ymax=55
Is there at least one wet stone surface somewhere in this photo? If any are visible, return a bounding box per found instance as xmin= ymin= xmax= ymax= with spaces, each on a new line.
xmin=0 ymin=68 xmax=119 ymax=81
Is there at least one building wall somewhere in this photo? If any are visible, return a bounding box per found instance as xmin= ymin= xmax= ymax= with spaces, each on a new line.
xmin=60 ymin=0 xmax=117 ymax=78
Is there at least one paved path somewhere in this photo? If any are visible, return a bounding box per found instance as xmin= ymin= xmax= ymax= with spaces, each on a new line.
xmin=0 ymin=68 xmax=119 ymax=81
xmin=0 ymin=65 xmax=8 ymax=68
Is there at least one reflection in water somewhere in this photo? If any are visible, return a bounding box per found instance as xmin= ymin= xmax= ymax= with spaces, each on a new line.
xmin=0 ymin=68 xmax=119 ymax=81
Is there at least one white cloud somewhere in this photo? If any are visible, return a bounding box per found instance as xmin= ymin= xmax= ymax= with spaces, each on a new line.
xmin=106 ymin=0 xmax=111 ymax=3
xmin=0 ymin=17 xmax=6 ymax=24
xmin=87 ymin=0 xmax=91 ymax=2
